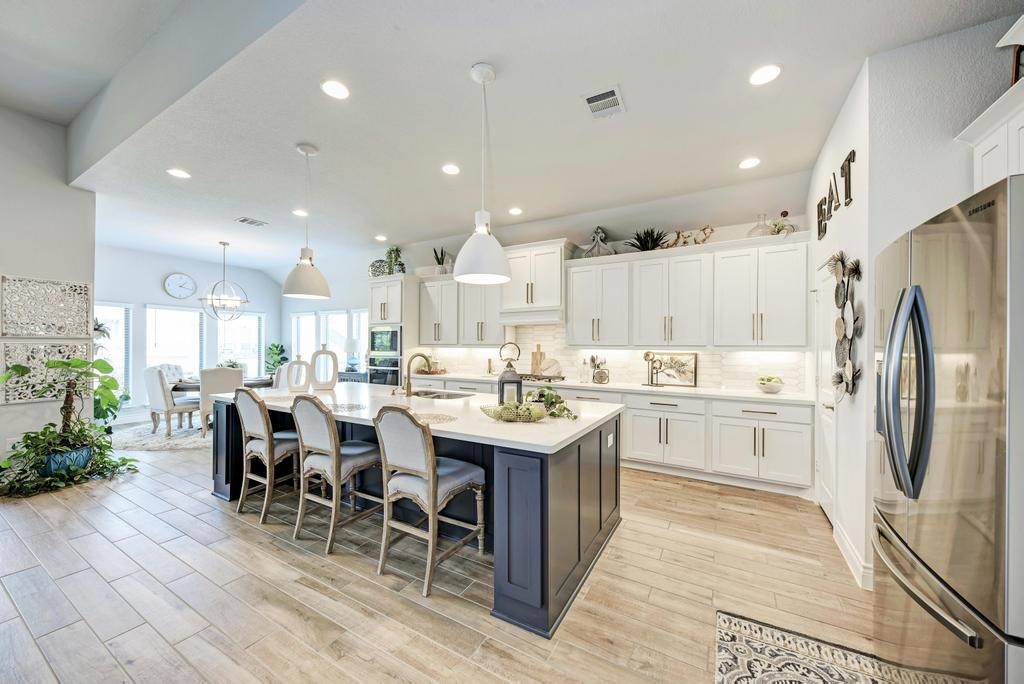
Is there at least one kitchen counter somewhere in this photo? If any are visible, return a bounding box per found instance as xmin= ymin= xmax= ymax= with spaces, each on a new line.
xmin=210 ymin=382 xmax=622 ymax=638
xmin=412 ymin=372 xmax=817 ymax=406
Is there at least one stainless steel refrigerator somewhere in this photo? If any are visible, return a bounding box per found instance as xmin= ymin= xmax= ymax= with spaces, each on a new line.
xmin=873 ymin=177 xmax=1024 ymax=681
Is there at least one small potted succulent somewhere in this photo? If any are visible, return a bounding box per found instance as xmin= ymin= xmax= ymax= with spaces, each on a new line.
xmin=757 ymin=374 xmax=784 ymax=394
xmin=625 ymin=228 xmax=668 ymax=252
xmin=432 ymin=247 xmax=450 ymax=275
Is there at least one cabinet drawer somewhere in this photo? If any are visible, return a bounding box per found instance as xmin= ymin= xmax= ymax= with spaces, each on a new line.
xmin=445 ymin=380 xmax=495 ymax=394
xmin=625 ymin=394 xmax=705 ymax=415
xmin=557 ymin=389 xmax=623 ymax=404
xmin=410 ymin=378 xmax=445 ymax=389
xmin=710 ymin=400 xmax=811 ymax=424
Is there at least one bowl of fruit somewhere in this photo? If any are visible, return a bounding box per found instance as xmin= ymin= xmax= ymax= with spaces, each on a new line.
xmin=480 ymin=401 xmax=547 ymax=423
xmin=756 ymin=375 xmax=784 ymax=394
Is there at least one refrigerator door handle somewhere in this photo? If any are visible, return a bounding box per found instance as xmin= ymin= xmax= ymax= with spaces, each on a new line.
xmin=906 ymin=285 xmax=936 ymax=500
xmin=881 ymin=287 xmax=915 ymax=496
xmin=872 ymin=522 xmax=983 ymax=649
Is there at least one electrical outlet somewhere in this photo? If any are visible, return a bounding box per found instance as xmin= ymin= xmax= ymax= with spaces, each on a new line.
xmin=606 ymin=434 xmax=614 ymax=448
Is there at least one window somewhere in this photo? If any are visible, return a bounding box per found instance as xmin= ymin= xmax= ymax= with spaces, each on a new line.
xmin=218 ymin=313 xmax=264 ymax=377
xmin=320 ymin=311 xmax=349 ymax=352
xmin=146 ymin=307 xmax=205 ymax=376
xmin=352 ymin=308 xmax=368 ymax=370
xmin=318 ymin=308 xmax=368 ymax=371
xmin=291 ymin=312 xmax=317 ymax=362
xmin=94 ymin=303 xmax=131 ymax=396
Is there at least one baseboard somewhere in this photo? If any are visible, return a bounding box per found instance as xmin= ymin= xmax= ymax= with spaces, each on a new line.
xmin=622 ymin=459 xmax=816 ymax=501
xmin=832 ymin=521 xmax=872 ymax=590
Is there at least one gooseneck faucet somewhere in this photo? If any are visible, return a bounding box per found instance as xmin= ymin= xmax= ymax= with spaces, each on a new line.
xmin=397 ymin=352 xmax=432 ymax=396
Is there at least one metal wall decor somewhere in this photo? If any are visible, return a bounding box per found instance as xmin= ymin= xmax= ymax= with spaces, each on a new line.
xmin=816 ymin=150 xmax=856 ymax=240
xmin=1 ymin=276 xmax=91 ymax=338
xmin=825 ymin=251 xmax=863 ymax=402
xmin=1 ymin=342 xmax=89 ymax=403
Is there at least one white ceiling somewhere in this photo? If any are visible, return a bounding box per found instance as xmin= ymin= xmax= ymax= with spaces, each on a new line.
xmin=0 ymin=0 xmax=183 ymax=124
xmin=70 ymin=0 xmax=1021 ymax=277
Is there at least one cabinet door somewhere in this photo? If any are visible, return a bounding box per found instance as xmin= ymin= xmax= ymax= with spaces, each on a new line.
xmin=668 ymin=254 xmax=710 ymax=346
xmin=383 ymin=281 xmax=402 ymax=323
xmin=1009 ymin=109 xmax=1024 ymax=177
xmin=369 ymin=284 xmax=388 ymax=324
xmin=713 ymin=249 xmax=758 ymax=346
xmin=626 ymin=410 xmax=663 ymax=463
xmin=459 ymin=283 xmax=483 ymax=344
xmin=758 ymin=422 xmax=812 ymax=486
xmin=501 ymin=248 xmax=532 ymax=311
xmin=757 ymin=243 xmax=807 ymax=346
xmin=436 ymin=281 xmax=458 ymax=345
xmin=479 ymin=282 xmax=504 ymax=345
xmin=419 ymin=283 xmax=439 ymax=343
xmin=974 ymin=124 xmax=1007 ymax=192
xmin=631 ymin=260 xmax=669 ymax=346
xmin=664 ymin=413 xmax=705 ymax=470
xmin=567 ymin=267 xmax=597 ymax=345
xmin=530 ymin=246 xmax=563 ymax=309
xmin=710 ymin=416 xmax=759 ymax=478
xmin=596 ymin=264 xmax=629 ymax=346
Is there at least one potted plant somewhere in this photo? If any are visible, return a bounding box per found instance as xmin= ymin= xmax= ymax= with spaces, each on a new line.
xmin=265 ymin=343 xmax=288 ymax=374
xmin=217 ymin=359 xmax=243 ymax=369
xmin=0 ymin=358 xmax=135 ymax=496
xmin=626 ymin=228 xmax=668 ymax=251
xmin=432 ymin=247 xmax=449 ymax=275
xmin=385 ymin=245 xmax=406 ymax=274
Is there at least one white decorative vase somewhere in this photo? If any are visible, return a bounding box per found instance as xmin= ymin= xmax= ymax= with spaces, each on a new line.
xmin=286 ymin=356 xmax=311 ymax=393
xmin=310 ymin=344 xmax=338 ymax=391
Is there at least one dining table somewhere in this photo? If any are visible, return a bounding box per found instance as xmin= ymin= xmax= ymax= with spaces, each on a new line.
xmin=170 ymin=376 xmax=274 ymax=392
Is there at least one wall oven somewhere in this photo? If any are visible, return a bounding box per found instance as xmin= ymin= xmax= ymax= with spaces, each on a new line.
xmin=367 ymin=354 xmax=401 ymax=386
xmin=369 ymin=325 xmax=401 ymax=357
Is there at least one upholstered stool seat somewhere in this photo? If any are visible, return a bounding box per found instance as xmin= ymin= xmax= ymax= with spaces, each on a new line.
xmin=387 ymin=457 xmax=484 ymax=508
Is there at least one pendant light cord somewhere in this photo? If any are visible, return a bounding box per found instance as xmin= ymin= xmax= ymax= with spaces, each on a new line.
xmin=303 ymin=152 xmax=312 ymax=249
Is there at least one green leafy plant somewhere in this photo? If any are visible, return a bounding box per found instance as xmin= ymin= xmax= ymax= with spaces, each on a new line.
xmin=625 ymin=228 xmax=667 ymax=252
xmin=265 ymin=343 xmax=288 ymax=374
xmin=524 ymin=386 xmax=578 ymax=420
xmin=0 ymin=358 xmax=135 ymax=497
xmin=217 ymin=359 xmax=242 ymax=369
xmin=432 ymin=247 xmax=447 ymax=265
xmin=385 ymin=245 xmax=403 ymax=274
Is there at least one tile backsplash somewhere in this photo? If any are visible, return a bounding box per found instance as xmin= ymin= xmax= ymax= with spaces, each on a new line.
xmin=411 ymin=324 xmax=810 ymax=393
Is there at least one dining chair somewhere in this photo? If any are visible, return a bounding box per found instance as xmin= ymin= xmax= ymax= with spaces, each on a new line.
xmin=272 ymin=365 xmax=286 ymax=389
xmin=144 ymin=367 xmax=199 ymax=437
xmin=153 ymin=363 xmax=188 ymax=400
xmin=234 ymin=388 xmax=299 ymax=523
xmin=199 ymin=367 xmax=243 ymax=437
xmin=373 ymin=405 xmax=485 ymax=596
xmin=291 ymin=394 xmax=384 ymax=554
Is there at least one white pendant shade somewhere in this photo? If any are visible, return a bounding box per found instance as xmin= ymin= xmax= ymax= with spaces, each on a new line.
xmin=283 ymin=247 xmax=331 ymax=299
xmin=454 ymin=232 xmax=510 ymax=284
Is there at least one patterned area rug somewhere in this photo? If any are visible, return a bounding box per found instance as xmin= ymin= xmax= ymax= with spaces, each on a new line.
xmin=716 ymin=612 xmax=973 ymax=683
xmin=112 ymin=423 xmax=208 ymax=451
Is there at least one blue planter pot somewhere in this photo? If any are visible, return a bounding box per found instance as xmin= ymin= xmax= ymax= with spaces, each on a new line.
xmin=40 ymin=447 xmax=92 ymax=477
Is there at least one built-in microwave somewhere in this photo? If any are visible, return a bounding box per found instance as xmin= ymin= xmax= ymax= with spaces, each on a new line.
xmin=369 ymin=325 xmax=401 ymax=356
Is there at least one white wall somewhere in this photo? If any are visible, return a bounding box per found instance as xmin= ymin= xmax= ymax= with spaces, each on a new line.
xmin=94 ymin=244 xmax=283 ymax=405
xmin=0 ymin=105 xmax=96 ymax=454
xmin=805 ymin=62 xmax=871 ymax=586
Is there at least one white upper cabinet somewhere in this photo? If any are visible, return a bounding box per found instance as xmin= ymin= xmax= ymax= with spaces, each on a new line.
xmin=957 ymin=75 xmax=1024 ymax=191
xmin=631 ymin=254 xmax=710 ymax=347
xmin=714 ymin=243 xmax=806 ymax=347
xmin=566 ymin=262 xmax=629 ymax=346
xmin=369 ymin=277 xmax=403 ymax=324
xmin=458 ymin=282 xmax=503 ymax=346
xmin=418 ymin=280 xmax=458 ymax=345
xmin=974 ymin=125 xmax=1008 ymax=192
xmin=499 ymin=239 xmax=570 ymax=324
xmin=631 ymin=260 xmax=669 ymax=346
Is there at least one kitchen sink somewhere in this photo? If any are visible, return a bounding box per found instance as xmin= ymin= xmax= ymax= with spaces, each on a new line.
xmin=410 ymin=390 xmax=473 ymax=399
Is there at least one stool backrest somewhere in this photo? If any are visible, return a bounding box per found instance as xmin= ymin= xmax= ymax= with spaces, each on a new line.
xmin=235 ymin=387 xmax=270 ymax=443
xmin=200 ymin=367 xmax=243 ymax=415
xmin=291 ymin=394 xmax=338 ymax=457
xmin=373 ymin=406 xmax=435 ymax=480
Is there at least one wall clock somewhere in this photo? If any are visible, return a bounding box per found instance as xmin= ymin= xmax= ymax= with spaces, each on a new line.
xmin=163 ymin=273 xmax=197 ymax=300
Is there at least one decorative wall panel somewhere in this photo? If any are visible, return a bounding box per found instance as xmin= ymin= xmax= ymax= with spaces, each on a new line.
xmin=1 ymin=343 xmax=89 ymax=404
xmin=1 ymin=276 xmax=91 ymax=338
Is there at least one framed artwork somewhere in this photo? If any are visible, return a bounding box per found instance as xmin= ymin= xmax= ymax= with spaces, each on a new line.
xmin=1 ymin=342 xmax=89 ymax=404
xmin=1 ymin=276 xmax=91 ymax=338
xmin=652 ymin=352 xmax=698 ymax=387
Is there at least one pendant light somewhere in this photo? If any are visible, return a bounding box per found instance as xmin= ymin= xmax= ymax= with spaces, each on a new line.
xmin=283 ymin=142 xmax=331 ymax=299
xmin=453 ymin=62 xmax=511 ymax=285
xmin=200 ymin=241 xmax=249 ymax=321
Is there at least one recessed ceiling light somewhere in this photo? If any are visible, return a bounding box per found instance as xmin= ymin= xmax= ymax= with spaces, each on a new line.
xmin=166 ymin=168 xmax=191 ymax=179
xmin=292 ymin=209 xmax=308 ymax=217
xmin=320 ymin=80 xmax=350 ymax=99
xmin=508 ymin=207 xmax=523 ymax=216
xmin=375 ymin=234 xmax=387 ymax=242
xmin=749 ymin=65 xmax=781 ymax=86
xmin=441 ymin=163 xmax=460 ymax=175
xmin=738 ymin=157 xmax=761 ymax=169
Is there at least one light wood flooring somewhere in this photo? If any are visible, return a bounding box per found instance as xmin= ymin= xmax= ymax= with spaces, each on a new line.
xmin=0 ymin=447 xmax=874 ymax=682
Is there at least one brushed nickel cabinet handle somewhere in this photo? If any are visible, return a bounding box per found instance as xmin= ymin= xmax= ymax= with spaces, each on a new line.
xmin=663 ymin=316 xmax=668 ymax=342
xmin=658 ymin=418 xmax=662 ymax=444
xmin=742 ymin=409 xmax=778 ymax=415
xmin=761 ymin=427 xmax=766 ymax=458
xmin=597 ymin=318 xmax=600 ymax=341
xmin=650 ymin=402 xmax=678 ymax=407
xmin=753 ymin=427 xmax=757 ymax=456
xmin=591 ymin=318 xmax=596 ymax=341
xmin=669 ymin=316 xmax=673 ymax=341
xmin=664 ymin=418 xmax=669 ymax=446
xmin=752 ymin=313 xmax=756 ymax=341
xmin=760 ymin=313 xmax=764 ymax=341
xmin=576 ymin=396 xmax=601 ymax=401
xmin=526 ymin=282 xmax=530 ymax=304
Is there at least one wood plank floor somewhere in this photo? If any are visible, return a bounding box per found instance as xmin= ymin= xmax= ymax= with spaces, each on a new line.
xmin=0 ymin=447 xmax=874 ymax=682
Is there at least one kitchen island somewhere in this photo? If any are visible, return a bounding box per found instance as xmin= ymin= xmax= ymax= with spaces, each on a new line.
xmin=210 ymin=382 xmax=623 ymax=637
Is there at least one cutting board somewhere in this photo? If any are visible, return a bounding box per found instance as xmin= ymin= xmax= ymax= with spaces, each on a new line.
xmin=531 ymin=344 xmax=545 ymax=375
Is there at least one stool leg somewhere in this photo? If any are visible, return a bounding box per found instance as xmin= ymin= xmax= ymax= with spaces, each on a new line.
xmin=291 ymin=455 xmax=299 ymax=490
xmin=347 ymin=476 xmax=356 ymax=510
xmin=150 ymin=411 xmax=158 ymax=434
xmin=236 ymin=457 xmax=251 ymax=514
xmin=293 ymin=471 xmax=308 ymax=540
xmin=475 ymin=486 xmax=485 ymax=555
xmin=259 ymin=461 xmax=274 ymax=524
xmin=423 ymin=511 xmax=438 ymax=597
xmin=326 ymin=477 xmax=341 ymax=555
xmin=377 ymin=499 xmax=392 ymax=575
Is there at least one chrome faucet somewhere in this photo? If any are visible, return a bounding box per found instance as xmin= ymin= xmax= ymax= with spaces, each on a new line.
xmin=396 ymin=352 xmax=431 ymax=396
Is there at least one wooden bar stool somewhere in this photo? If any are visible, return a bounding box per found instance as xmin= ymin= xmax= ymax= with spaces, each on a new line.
xmin=373 ymin=405 xmax=485 ymax=597
xmin=291 ymin=394 xmax=384 ymax=554
xmin=234 ymin=388 xmax=299 ymax=523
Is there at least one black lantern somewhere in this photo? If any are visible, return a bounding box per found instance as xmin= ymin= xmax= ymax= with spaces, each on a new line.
xmin=497 ymin=342 xmax=522 ymax=404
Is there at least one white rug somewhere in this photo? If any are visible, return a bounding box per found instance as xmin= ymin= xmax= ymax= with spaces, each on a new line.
xmin=112 ymin=423 xmax=209 ymax=451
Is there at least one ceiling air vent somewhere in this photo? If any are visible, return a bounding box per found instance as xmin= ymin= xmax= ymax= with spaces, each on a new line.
xmin=583 ymin=86 xmax=625 ymax=119
xmin=235 ymin=216 xmax=268 ymax=227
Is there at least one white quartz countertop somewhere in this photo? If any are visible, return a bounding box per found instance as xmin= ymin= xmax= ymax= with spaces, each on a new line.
xmin=412 ymin=373 xmax=817 ymax=406
xmin=212 ymin=382 xmax=623 ymax=455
